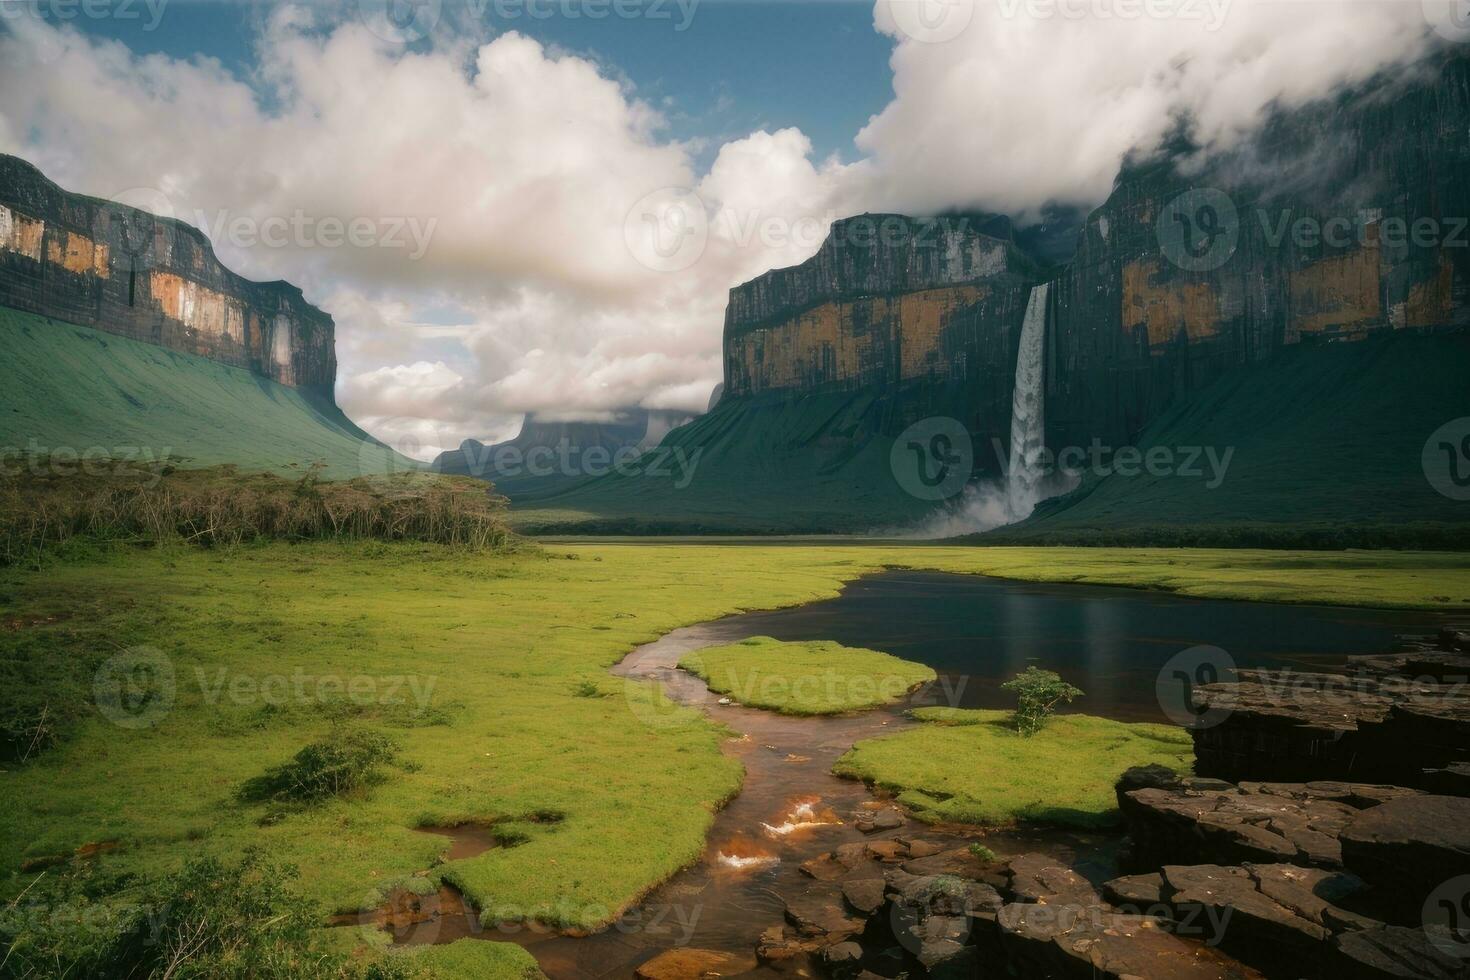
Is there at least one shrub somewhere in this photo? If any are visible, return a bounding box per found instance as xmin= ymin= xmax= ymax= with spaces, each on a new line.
xmin=1001 ymin=667 xmax=1083 ymax=736
xmin=0 ymin=461 xmax=515 ymax=566
xmin=239 ymin=727 xmax=401 ymax=804
xmin=0 ymin=850 xmax=339 ymax=979
xmin=968 ymin=843 xmax=997 ymax=863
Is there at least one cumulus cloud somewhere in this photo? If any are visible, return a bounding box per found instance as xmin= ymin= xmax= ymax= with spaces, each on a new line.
xmin=0 ymin=1 xmax=1441 ymax=457
xmin=857 ymin=0 xmax=1437 ymax=219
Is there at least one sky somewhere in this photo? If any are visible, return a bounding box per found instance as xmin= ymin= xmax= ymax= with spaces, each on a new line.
xmin=0 ymin=0 xmax=1452 ymax=458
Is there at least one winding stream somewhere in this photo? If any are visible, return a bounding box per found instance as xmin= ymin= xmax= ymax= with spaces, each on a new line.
xmin=378 ymin=571 xmax=1447 ymax=977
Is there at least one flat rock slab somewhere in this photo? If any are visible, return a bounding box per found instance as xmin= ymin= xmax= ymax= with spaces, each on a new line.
xmin=1006 ymin=852 xmax=1103 ymax=906
xmin=1339 ymin=794 xmax=1470 ymax=912
xmin=996 ymin=903 xmax=1264 ymax=979
xmin=1118 ymin=769 xmax=1425 ymax=871
xmin=1332 ymin=925 xmax=1470 ymax=979
xmin=783 ymin=887 xmax=868 ymax=943
xmin=1103 ymin=862 xmax=1381 ymax=976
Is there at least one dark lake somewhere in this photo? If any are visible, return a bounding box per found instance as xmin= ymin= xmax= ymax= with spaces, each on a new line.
xmin=704 ymin=570 xmax=1450 ymax=723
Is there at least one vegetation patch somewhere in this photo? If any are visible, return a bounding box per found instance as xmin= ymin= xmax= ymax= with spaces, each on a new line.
xmin=0 ymin=462 xmax=515 ymax=566
xmin=0 ymin=542 xmax=1459 ymax=970
xmin=833 ymin=707 xmax=1192 ymax=828
xmin=679 ymin=636 xmax=936 ymax=715
xmin=239 ymin=728 xmax=404 ymax=804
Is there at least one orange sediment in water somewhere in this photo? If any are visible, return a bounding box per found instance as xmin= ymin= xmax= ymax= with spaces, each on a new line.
xmin=760 ymin=795 xmax=841 ymax=837
xmin=713 ymin=835 xmax=780 ymax=871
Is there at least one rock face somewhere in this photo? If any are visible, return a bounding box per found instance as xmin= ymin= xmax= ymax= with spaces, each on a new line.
xmin=1116 ymin=769 xmax=1424 ymax=873
xmin=1338 ymin=795 xmax=1470 ymax=915
xmin=766 ymin=838 xmax=1264 ymax=979
xmin=719 ymin=53 xmax=1470 ymax=458
xmin=0 ymin=154 xmax=335 ymax=388
xmin=1190 ymin=633 xmax=1470 ymax=787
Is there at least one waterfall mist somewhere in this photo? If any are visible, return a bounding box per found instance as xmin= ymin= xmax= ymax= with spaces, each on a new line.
xmin=903 ymin=283 xmax=1075 ymax=539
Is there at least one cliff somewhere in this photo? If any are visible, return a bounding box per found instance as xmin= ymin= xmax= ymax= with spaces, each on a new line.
xmin=721 ymin=53 xmax=1470 ymax=458
xmin=513 ymin=52 xmax=1470 ymax=537
xmin=0 ymin=155 xmax=335 ymax=388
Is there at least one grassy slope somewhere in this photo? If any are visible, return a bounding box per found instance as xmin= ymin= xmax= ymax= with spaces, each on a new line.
xmin=2 ymin=543 xmax=1468 ymax=973
xmin=0 ymin=308 xmax=411 ymax=479
xmin=833 ymin=707 xmax=1193 ymax=828
xmin=508 ymin=388 xmax=946 ymax=534
xmin=514 ymin=333 xmax=1470 ymax=541
xmin=990 ymin=333 xmax=1470 ymax=545
xmin=679 ymin=636 xmax=936 ymax=715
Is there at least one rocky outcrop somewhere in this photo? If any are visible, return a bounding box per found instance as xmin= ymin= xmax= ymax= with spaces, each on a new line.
xmin=0 ymin=154 xmax=334 ymax=388
xmin=1339 ymin=794 xmax=1470 ymax=917
xmin=1189 ymin=630 xmax=1470 ymax=787
xmin=1116 ymin=769 xmax=1424 ymax=872
xmin=719 ymin=53 xmax=1470 ymax=458
xmin=763 ymin=839 xmax=1265 ymax=979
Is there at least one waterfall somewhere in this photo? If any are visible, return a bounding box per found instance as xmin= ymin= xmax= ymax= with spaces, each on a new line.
xmin=1006 ymin=282 xmax=1050 ymax=519
xmin=903 ymin=280 xmax=1065 ymax=539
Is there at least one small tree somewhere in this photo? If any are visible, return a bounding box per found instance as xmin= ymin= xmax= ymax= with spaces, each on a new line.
xmin=1002 ymin=667 xmax=1083 ymax=736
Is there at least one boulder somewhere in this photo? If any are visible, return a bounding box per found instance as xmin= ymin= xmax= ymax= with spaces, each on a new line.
xmin=783 ymin=887 xmax=868 ymax=943
xmin=856 ymin=806 xmax=906 ymax=833
xmin=841 ymin=878 xmax=886 ymax=916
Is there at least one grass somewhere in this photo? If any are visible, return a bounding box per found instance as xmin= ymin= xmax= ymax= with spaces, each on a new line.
xmin=382 ymin=941 xmax=543 ymax=979
xmin=0 ymin=308 xmax=413 ymax=479
xmin=510 ymin=332 xmax=1470 ymax=543
xmin=990 ymin=333 xmax=1470 ymax=548
xmin=678 ymin=636 xmax=936 ymax=715
xmin=1 ymin=541 xmax=1466 ymax=976
xmin=832 ymin=706 xmax=1193 ymax=828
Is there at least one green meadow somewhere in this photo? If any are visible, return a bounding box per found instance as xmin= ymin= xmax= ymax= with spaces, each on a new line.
xmin=3 ymin=541 xmax=1468 ymax=974
xmin=833 ymin=707 xmax=1193 ymax=828
xmin=679 ymin=636 xmax=935 ymax=715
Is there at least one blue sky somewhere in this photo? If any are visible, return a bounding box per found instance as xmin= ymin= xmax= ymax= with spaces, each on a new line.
xmin=59 ymin=0 xmax=898 ymax=167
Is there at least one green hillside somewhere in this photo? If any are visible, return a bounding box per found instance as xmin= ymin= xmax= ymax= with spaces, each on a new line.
xmin=986 ymin=331 xmax=1470 ymax=547
xmin=508 ymin=386 xmax=955 ymax=534
xmin=0 ymin=308 xmax=412 ymax=479
xmin=515 ymin=331 xmax=1470 ymax=544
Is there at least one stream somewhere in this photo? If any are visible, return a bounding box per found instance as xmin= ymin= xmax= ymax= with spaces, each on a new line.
xmin=372 ymin=571 xmax=1448 ymax=977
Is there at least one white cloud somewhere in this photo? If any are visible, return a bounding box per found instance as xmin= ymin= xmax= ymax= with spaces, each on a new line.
xmin=0 ymin=2 xmax=1439 ymax=455
xmin=857 ymin=0 xmax=1436 ymax=219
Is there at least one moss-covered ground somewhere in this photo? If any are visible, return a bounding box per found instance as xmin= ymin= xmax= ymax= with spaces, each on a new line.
xmin=3 ymin=541 xmax=1467 ymax=975
xmin=833 ymin=707 xmax=1193 ymax=828
xmin=679 ymin=636 xmax=935 ymax=715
